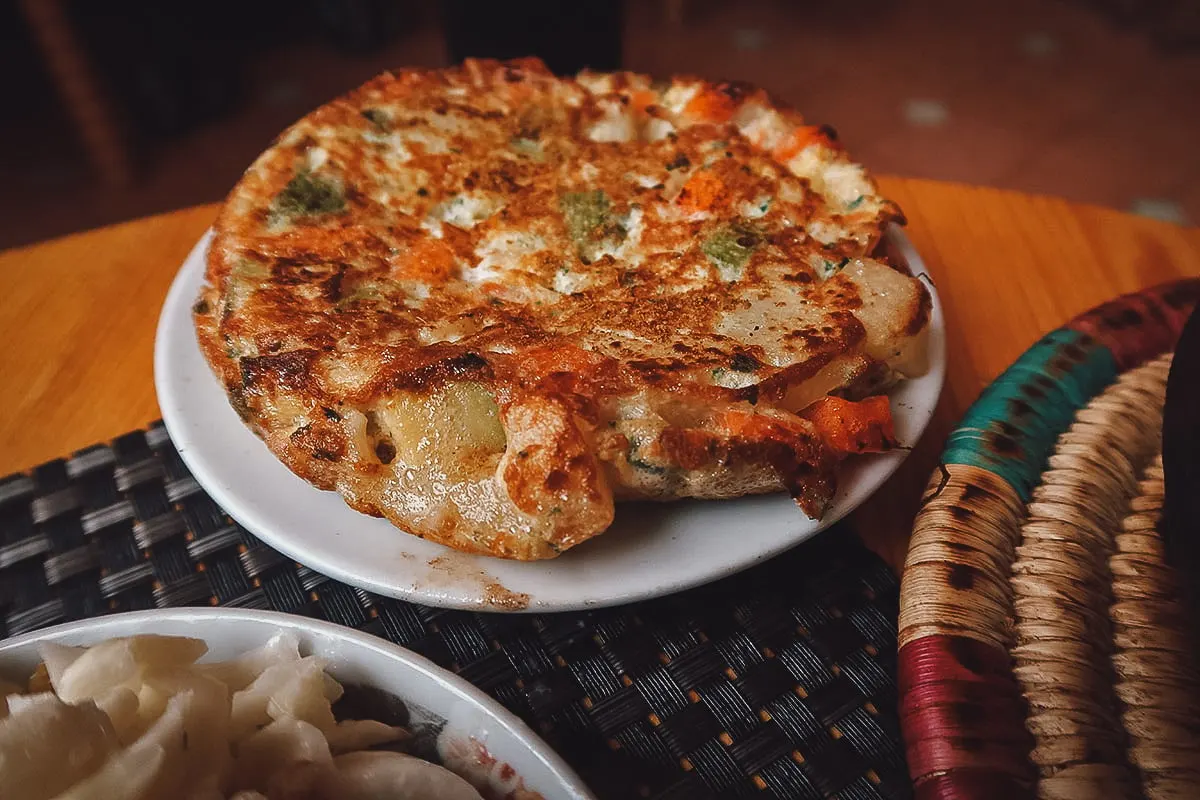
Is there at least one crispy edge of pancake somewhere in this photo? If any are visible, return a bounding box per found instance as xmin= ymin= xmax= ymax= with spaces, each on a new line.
xmin=192 ymin=64 xmax=922 ymax=559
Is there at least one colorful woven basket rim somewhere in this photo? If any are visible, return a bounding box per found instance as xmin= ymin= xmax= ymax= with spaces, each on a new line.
xmin=897 ymin=277 xmax=1200 ymax=799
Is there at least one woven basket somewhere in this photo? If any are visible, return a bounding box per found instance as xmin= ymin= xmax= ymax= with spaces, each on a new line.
xmin=898 ymin=279 xmax=1200 ymax=800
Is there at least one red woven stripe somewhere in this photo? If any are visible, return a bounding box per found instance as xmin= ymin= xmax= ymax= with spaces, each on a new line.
xmin=899 ymin=635 xmax=1036 ymax=792
xmin=900 ymin=697 xmax=1029 ymax=742
xmin=914 ymin=770 xmax=1032 ymax=800
xmin=898 ymin=634 xmax=1014 ymax=693
xmin=902 ymin=680 xmax=1026 ymax=710
xmin=1067 ymin=279 xmax=1200 ymax=371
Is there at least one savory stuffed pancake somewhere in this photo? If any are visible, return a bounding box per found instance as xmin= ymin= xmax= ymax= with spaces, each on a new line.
xmin=195 ymin=58 xmax=931 ymax=560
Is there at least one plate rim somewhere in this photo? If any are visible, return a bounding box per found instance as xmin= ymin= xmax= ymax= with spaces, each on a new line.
xmin=155 ymin=226 xmax=946 ymax=612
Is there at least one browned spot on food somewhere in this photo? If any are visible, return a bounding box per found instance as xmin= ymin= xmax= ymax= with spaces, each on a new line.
xmin=719 ymin=80 xmax=757 ymax=102
xmin=290 ymin=421 xmax=347 ymax=462
xmin=904 ymin=282 xmax=933 ymax=336
xmin=544 ymin=469 xmax=568 ymax=491
xmin=240 ymin=348 xmax=320 ymax=391
xmin=374 ymin=440 xmax=397 ymax=464
xmin=483 ymin=582 xmax=530 ymax=610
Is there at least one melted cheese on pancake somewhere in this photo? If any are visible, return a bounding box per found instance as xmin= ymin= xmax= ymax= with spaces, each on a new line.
xmin=196 ymin=58 xmax=930 ymax=560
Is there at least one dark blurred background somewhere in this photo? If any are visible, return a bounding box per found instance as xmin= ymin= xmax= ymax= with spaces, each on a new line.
xmin=1 ymin=0 xmax=1198 ymax=250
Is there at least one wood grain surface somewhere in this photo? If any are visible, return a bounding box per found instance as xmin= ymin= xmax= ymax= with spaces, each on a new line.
xmin=2 ymin=177 xmax=1199 ymax=570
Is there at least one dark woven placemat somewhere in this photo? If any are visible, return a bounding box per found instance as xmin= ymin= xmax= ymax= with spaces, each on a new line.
xmin=0 ymin=421 xmax=909 ymax=800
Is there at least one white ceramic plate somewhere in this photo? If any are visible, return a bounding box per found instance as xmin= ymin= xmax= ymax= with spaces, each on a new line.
xmin=0 ymin=607 xmax=594 ymax=799
xmin=155 ymin=227 xmax=945 ymax=612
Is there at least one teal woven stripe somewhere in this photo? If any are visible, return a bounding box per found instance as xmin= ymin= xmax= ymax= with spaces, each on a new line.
xmin=943 ymin=329 xmax=1117 ymax=502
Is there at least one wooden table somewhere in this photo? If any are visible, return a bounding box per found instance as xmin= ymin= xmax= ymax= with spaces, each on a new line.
xmin=3 ymin=177 xmax=1199 ymax=571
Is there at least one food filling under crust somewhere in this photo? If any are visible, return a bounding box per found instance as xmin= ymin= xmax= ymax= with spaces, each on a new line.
xmin=196 ymin=58 xmax=932 ymax=559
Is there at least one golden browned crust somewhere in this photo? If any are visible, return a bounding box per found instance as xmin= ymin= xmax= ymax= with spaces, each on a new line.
xmin=196 ymin=58 xmax=929 ymax=560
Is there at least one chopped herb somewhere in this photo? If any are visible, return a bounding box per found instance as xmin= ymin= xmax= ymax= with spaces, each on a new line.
xmin=560 ymin=190 xmax=611 ymax=243
xmin=627 ymin=436 xmax=668 ymax=475
xmin=817 ymin=257 xmax=851 ymax=280
xmin=730 ymin=353 xmax=760 ymax=372
xmin=702 ymin=223 xmax=760 ymax=281
xmin=665 ymin=153 xmax=691 ymax=171
xmin=559 ymin=190 xmax=628 ymax=261
xmin=360 ymin=108 xmax=389 ymax=130
xmin=630 ymin=458 xmax=667 ymax=475
xmin=272 ymin=171 xmax=345 ymax=219
xmin=711 ymin=367 xmax=728 ymax=381
xmin=230 ymin=259 xmax=269 ymax=283
xmin=847 ymin=195 xmax=864 ymax=210
xmin=416 ymin=187 xmax=429 ymax=197
xmin=550 ymin=506 xmax=563 ymax=515
xmin=336 ymin=282 xmax=383 ymax=307
xmin=510 ymin=136 xmax=544 ymax=159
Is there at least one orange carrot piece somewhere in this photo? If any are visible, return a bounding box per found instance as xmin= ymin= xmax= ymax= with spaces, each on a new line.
xmin=630 ymin=89 xmax=658 ymax=114
xmin=772 ymin=126 xmax=822 ymax=162
xmin=715 ymin=408 xmax=811 ymax=439
xmin=676 ymin=170 xmax=726 ymax=212
xmin=516 ymin=344 xmax=610 ymax=377
xmin=801 ymin=395 xmax=896 ymax=455
xmin=683 ymin=88 xmax=737 ymax=123
xmin=391 ymin=238 xmax=457 ymax=282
